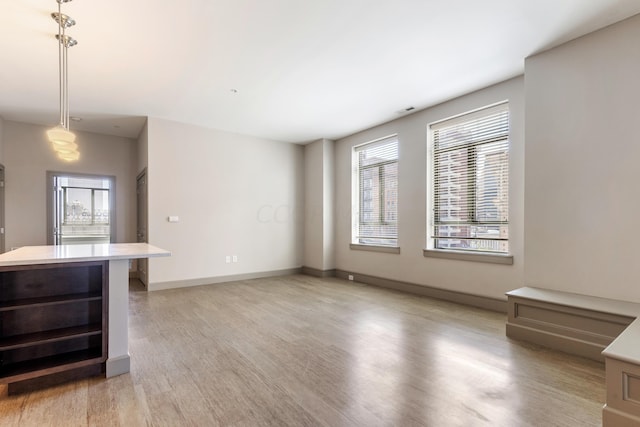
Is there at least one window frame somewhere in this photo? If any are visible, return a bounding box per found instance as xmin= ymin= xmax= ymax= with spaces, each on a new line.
xmin=426 ymin=102 xmax=512 ymax=263
xmin=351 ymin=135 xmax=399 ymax=251
xmin=62 ymin=186 xmax=111 ymax=226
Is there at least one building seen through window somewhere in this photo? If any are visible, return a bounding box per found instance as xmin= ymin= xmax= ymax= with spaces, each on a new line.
xmin=430 ymin=103 xmax=509 ymax=253
xmin=354 ymin=136 xmax=398 ymax=247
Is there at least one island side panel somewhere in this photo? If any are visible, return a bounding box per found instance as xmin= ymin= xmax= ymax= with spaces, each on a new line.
xmin=106 ymin=259 xmax=130 ymax=377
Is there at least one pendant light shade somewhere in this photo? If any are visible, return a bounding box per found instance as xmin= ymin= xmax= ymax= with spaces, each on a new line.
xmin=47 ymin=125 xmax=76 ymax=147
xmin=47 ymin=0 xmax=79 ymax=161
xmin=58 ymin=150 xmax=80 ymax=162
xmin=53 ymin=144 xmax=78 ymax=155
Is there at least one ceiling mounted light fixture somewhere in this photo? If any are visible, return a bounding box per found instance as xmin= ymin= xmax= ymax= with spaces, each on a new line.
xmin=46 ymin=0 xmax=80 ymax=162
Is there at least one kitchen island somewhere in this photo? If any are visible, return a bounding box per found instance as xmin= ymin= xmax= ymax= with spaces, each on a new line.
xmin=0 ymin=243 xmax=169 ymax=394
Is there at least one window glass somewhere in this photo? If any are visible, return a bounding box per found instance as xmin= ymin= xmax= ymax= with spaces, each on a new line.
xmin=429 ymin=103 xmax=509 ymax=253
xmin=353 ymin=136 xmax=399 ymax=247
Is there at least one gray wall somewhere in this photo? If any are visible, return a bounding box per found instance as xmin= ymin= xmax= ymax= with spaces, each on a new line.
xmin=3 ymin=121 xmax=137 ymax=248
xmin=146 ymin=118 xmax=304 ymax=286
xmin=524 ymin=14 xmax=640 ymax=302
xmin=2 ymin=13 xmax=637 ymax=304
xmin=304 ymin=138 xmax=335 ymax=271
xmin=335 ymin=77 xmax=525 ymax=300
xmin=304 ymin=140 xmax=324 ymax=270
xmin=322 ymin=139 xmax=335 ymax=270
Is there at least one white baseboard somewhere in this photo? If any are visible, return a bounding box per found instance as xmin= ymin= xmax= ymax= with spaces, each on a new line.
xmin=147 ymin=268 xmax=303 ymax=291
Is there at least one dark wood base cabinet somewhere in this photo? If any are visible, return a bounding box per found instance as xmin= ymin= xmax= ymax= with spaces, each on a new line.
xmin=0 ymin=261 xmax=108 ymax=394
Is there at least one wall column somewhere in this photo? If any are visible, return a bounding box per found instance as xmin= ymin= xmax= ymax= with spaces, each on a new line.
xmin=303 ymin=138 xmax=335 ymax=275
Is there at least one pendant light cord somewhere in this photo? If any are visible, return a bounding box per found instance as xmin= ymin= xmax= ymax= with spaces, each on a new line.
xmin=57 ymin=1 xmax=64 ymax=128
xmin=63 ymin=21 xmax=68 ymax=130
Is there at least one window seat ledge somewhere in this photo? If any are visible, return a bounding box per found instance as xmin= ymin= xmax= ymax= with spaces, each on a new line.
xmin=423 ymin=249 xmax=513 ymax=265
xmin=350 ymin=244 xmax=400 ymax=254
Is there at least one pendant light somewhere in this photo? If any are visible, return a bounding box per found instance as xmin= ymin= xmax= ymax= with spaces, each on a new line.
xmin=47 ymin=0 xmax=80 ymax=161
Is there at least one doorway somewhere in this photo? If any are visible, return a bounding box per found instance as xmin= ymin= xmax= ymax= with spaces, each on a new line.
xmin=47 ymin=172 xmax=116 ymax=245
xmin=0 ymin=165 xmax=4 ymax=253
xmin=136 ymin=169 xmax=148 ymax=285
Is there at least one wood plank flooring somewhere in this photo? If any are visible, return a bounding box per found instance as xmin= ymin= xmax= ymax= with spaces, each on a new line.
xmin=0 ymin=274 xmax=605 ymax=426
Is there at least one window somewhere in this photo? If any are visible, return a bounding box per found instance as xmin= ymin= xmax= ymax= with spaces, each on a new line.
xmin=353 ymin=136 xmax=399 ymax=247
xmin=63 ymin=187 xmax=110 ymax=225
xmin=428 ymin=103 xmax=509 ymax=254
xmin=48 ymin=173 xmax=114 ymax=245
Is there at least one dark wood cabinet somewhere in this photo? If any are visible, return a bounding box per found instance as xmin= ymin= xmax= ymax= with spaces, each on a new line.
xmin=0 ymin=261 xmax=108 ymax=393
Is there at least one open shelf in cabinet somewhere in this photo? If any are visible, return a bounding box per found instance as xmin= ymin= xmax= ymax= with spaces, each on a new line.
xmin=0 ymin=261 xmax=108 ymax=392
xmin=0 ymin=323 xmax=102 ymax=351
xmin=0 ymin=292 xmax=102 ymax=312
xmin=0 ymin=348 xmax=104 ymax=383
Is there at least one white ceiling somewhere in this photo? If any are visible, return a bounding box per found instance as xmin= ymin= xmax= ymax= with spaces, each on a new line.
xmin=1 ymin=0 xmax=639 ymax=143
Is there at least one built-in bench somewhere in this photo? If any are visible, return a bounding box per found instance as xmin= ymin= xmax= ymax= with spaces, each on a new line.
xmin=506 ymin=287 xmax=640 ymax=427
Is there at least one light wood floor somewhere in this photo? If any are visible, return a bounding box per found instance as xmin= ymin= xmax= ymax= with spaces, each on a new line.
xmin=0 ymin=275 xmax=605 ymax=426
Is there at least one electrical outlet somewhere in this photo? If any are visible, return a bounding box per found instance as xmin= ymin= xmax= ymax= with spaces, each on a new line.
xmin=225 ymin=256 xmax=231 ymax=263
xmin=348 ymin=274 xmax=354 ymax=281
xmin=232 ymin=255 xmax=238 ymax=263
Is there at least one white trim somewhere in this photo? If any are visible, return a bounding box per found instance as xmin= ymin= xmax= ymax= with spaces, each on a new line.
xmin=106 ymin=354 xmax=131 ymax=378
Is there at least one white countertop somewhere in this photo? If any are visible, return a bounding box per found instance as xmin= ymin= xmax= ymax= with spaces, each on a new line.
xmin=603 ymin=318 xmax=640 ymax=364
xmin=0 ymin=243 xmax=170 ymax=266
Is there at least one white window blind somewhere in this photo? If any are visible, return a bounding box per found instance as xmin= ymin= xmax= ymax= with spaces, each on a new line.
xmin=354 ymin=136 xmax=398 ymax=247
xmin=430 ymin=103 xmax=509 ymax=253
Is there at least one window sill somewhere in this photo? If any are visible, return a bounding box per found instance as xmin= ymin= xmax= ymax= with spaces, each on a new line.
xmin=423 ymin=249 xmax=513 ymax=265
xmin=350 ymin=244 xmax=400 ymax=254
